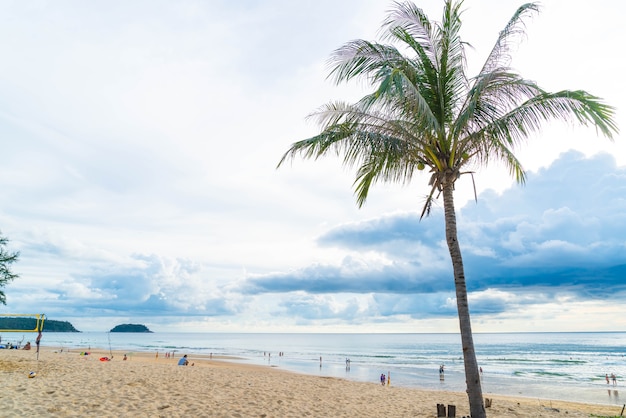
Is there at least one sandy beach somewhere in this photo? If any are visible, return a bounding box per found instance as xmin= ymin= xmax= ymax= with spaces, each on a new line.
xmin=0 ymin=347 xmax=623 ymax=417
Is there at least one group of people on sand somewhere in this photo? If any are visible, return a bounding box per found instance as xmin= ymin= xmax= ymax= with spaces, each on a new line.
xmin=76 ymin=351 xmax=193 ymax=366
xmin=0 ymin=341 xmax=30 ymax=350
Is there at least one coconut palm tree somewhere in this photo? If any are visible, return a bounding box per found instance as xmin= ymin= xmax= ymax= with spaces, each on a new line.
xmin=278 ymin=1 xmax=617 ymax=416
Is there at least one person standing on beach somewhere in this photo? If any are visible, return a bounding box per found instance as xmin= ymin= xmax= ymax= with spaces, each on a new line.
xmin=606 ymin=374 xmax=610 ymax=384
xmin=380 ymin=373 xmax=386 ymax=386
xmin=612 ymin=373 xmax=617 ymax=386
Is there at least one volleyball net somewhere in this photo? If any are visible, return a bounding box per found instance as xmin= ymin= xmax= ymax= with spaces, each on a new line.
xmin=0 ymin=313 xmax=46 ymax=332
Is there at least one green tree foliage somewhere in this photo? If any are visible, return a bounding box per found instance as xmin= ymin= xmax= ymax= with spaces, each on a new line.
xmin=0 ymin=232 xmax=19 ymax=305
xmin=279 ymin=2 xmax=617 ymax=416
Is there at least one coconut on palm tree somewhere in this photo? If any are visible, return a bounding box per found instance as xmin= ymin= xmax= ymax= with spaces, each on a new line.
xmin=278 ymin=1 xmax=617 ymax=416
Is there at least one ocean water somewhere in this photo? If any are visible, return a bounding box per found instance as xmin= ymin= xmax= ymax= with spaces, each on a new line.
xmin=9 ymin=332 xmax=626 ymax=406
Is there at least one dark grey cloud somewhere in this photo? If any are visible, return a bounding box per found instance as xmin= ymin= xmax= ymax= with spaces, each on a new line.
xmin=244 ymin=152 xmax=626 ymax=305
xmin=317 ymin=213 xmax=444 ymax=249
xmin=244 ymin=256 xmax=452 ymax=295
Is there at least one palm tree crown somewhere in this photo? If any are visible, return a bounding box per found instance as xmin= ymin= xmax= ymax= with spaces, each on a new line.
xmin=280 ymin=1 xmax=616 ymax=214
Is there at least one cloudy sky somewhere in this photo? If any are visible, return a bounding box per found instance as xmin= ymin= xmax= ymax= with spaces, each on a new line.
xmin=0 ymin=0 xmax=624 ymax=333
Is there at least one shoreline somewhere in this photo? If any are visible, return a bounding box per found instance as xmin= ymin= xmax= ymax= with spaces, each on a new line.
xmin=1 ymin=346 xmax=624 ymax=417
xmin=79 ymin=344 xmax=626 ymax=408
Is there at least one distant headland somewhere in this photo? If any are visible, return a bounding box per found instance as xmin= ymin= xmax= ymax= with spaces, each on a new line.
xmin=109 ymin=324 xmax=152 ymax=333
xmin=0 ymin=317 xmax=79 ymax=332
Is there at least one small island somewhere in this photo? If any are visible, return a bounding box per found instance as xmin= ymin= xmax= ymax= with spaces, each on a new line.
xmin=109 ymin=324 xmax=152 ymax=333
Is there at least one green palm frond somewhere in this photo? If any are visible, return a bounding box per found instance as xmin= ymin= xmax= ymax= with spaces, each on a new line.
xmin=381 ymin=1 xmax=436 ymax=65
xmin=454 ymin=71 xmax=543 ymax=149
xmin=327 ymin=40 xmax=406 ymax=84
xmin=478 ymin=2 xmax=540 ymax=76
xmin=435 ymin=0 xmax=467 ymax=123
xmin=480 ymin=90 xmax=618 ymax=147
xmin=353 ymin=143 xmax=416 ymax=207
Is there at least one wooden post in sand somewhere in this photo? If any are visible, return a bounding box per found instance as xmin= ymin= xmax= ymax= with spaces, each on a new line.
xmin=447 ymin=404 xmax=456 ymax=417
xmin=437 ymin=403 xmax=446 ymax=417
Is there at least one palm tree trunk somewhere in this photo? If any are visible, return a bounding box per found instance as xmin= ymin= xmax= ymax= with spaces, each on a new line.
xmin=442 ymin=179 xmax=485 ymax=418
